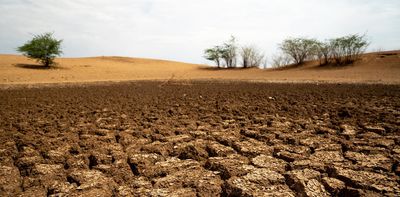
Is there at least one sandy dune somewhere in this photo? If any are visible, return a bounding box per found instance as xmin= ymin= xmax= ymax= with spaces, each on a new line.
xmin=0 ymin=51 xmax=399 ymax=85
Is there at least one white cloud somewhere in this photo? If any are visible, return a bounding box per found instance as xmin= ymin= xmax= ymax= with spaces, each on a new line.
xmin=0 ymin=0 xmax=399 ymax=63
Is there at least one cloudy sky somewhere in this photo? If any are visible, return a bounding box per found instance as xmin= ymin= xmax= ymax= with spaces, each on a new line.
xmin=0 ymin=0 xmax=399 ymax=64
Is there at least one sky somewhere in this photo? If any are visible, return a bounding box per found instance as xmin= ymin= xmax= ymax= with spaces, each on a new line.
xmin=0 ymin=0 xmax=399 ymax=64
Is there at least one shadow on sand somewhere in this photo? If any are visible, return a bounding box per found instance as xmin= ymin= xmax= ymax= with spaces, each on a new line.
xmin=267 ymin=63 xmax=301 ymax=71
xmin=198 ymin=66 xmax=256 ymax=71
xmin=307 ymin=62 xmax=355 ymax=70
xmin=14 ymin=63 xmax=66 ymax=70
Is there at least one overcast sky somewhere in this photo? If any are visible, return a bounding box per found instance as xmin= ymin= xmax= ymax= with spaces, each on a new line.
xmin=1 ymin=0 xmax=399 ymax=64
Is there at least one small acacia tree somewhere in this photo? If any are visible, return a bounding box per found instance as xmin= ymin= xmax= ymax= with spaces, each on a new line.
xmin=279 ymin=38 xmax=318 ymax=65
xmin=17 ymin=32 xmax=62 ymax=67
xmin=204 ymin=46 xmax=223 ymax=68
xmin=203 ymin=36 xmax=237 ymax=68
xmin=221 ymin=36 xmax=237 ymax=68
xmin=330 ymin=34 xmax=368 ymax=65
xmin=315 ymin=40 xmax=333 ymax=66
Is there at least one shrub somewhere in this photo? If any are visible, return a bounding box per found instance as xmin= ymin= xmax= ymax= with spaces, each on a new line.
xmin=279 ymin=38 xmax=319 ymax=65
xmin=330 ymin=34 xmax=369 ymax=65
xmin=240 ymin=45 xmax=265 ymax=68
xmin=17 ymin=32 xmax=62 ymax=67
xmin=204 ymin=36 xmax=237 ymax=68
xmin=279 ymin=34 xmax=368 ymax=66
xmin=271 ymin=53 xmax=292 ymax=68
xmin=220 ymin=36 xmax=237 ymax=68
xmin=204 ymin=46 xmax=223 ymax=68
xmin=315 ymin=40 xmax=333 ymax=66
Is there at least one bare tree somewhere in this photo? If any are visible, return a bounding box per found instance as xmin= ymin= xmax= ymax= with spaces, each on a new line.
xmin=240 ymin=45 xmax=265 ymax=68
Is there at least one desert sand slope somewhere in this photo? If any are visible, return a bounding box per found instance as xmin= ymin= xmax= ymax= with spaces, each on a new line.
xmin=0 ymin=51 xmax=399 ymax=85
xmin=0 ymin=55 xmax=201 ymax=84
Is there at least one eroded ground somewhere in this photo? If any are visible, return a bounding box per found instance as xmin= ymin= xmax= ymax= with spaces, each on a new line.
xmin=0 ymin=81 xmax=399 ymax=196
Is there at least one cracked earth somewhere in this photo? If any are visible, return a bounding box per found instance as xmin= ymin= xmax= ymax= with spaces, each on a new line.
xmin=0 ymin=81 xmax=399 ymax=196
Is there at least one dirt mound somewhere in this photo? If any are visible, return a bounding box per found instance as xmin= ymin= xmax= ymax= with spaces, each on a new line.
xmin=0 ymin=81 xmax=399 ymax=196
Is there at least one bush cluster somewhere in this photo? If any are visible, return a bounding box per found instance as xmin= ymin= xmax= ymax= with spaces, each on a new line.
xmin=279 ymin=34 xmax=369 ymax=66
xmin=204 ymin=36 xmax=265 ymax=68
xmin=205 ymin=34 xmax=368 ymax=68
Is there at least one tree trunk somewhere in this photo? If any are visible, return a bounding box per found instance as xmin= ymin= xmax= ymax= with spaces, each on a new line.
xmin=44 ymin=58 xmax=50 ymax=67
xmin=243 ymin=59 xmax=248 ymax=68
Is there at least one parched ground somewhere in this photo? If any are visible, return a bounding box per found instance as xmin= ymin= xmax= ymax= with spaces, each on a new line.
xmin=0 ymin=81 xmax=399 ymax=196
xmin=0 ymin=51 xmax=399 ymax=85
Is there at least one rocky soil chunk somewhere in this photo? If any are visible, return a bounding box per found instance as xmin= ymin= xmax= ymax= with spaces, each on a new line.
xmin=164 ymin=134 xmax=193 ymax=144
xmin=171 ymin=139 xmax=209 ymax=162
xmin=285 ymin=169 xmax=330 ymax=197
xmin=225 ymin=168 xmax=295 ymax=197
xmin=206 ymin=154 xmax=251 ymax=179
xmin=340 ymin=124 xmax=357 ymax=136
xmin=332 ymin=167 xmax=400 ymax=194
xmin=363 ymin=125 xmax=386 ymax=135
xmin=206 ymin=141 xmax=236 ymax=157
xmin=293 ymin=151 xmax=346 ymax=171
xmin=128 ymin=153 xmax=164 ymax=176
xmin=299 ymin=136 xmax=333 ymax=149
xmin=0 ymin=165 xmax=22 ymax=195
xmin=68 ymin=169 xmax=117 ymax=193
xmin=251 ymin=155 xmax=287 ymax=173
xmin=344 ymin=151 xmax=392 ymax=171
xmin=135 ymin=187 xmax=197 ymax=197
xmin=146 ymin=157 xmax=202 ymax=178
xmin=153 ymin=168 xmax=223 ymax=197
xmin=321 ymin=177 xmax=346 ymax=196
xmin=141 ymin=141 xmax=174 ymax=156
xmin=233 ymin=139 xmax=274 ymax=157
xmin=274 ymin=144 xmax=310 ymax=162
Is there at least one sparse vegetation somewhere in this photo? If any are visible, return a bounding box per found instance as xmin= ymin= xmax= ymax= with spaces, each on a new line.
xmin=204 ymin=46 xmax=223 ymax=68
xmin=204 ymin=36 xmax=238 ymax=68
xmin=221 ymin=36 xmax=238 ymax=68
xmin=271 ymin=53 xmax=292 ymax=68
xmin=315 ymin=40 xmax=333 ymax=66
xmin=17 ymin=32 xmax=62 ymax=67
xmin=277 ymin=34 xmax=369 ymax=67
xmin=206 ymin=34 xmax=369 ymax=68
xmin=205 ymin=36 xmax=267 ymax=68
xmin=239 ymin=45 xmax=265 ymax=68
xmin=330 ymin=34 xmax=369 ymax=65
xmin=279 ymin=38 xmax=319 ymax=65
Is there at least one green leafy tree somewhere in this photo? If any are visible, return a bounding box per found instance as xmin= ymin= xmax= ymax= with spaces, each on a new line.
xmin=279 ymin=38 xmax=319 ymax=65
xmin=204 ymin=46 xmax=223 ymax=68
xmin=221 ymin=36 xmax=237 ymax=68
xmin=203 ymin=36 xmax=237 ymax=68
xmin=315 ymin=40 xmax=333 ymax=66
xmin=330 ymin=34 xmax=369 ymax=65
xmin=17 ymin=32 xmax=62 ymax=67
